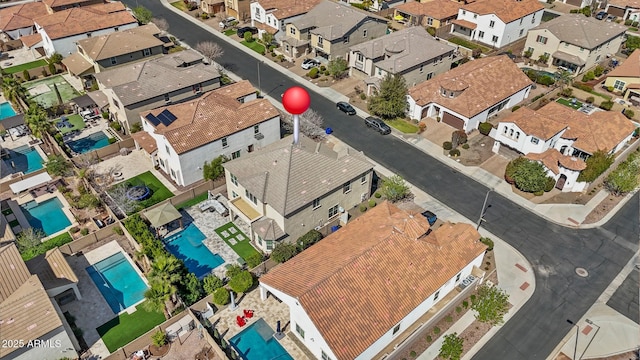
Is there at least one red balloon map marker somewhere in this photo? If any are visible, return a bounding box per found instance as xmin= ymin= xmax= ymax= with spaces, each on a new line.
xmin=282 ymin=86 xmax=310 ymax=144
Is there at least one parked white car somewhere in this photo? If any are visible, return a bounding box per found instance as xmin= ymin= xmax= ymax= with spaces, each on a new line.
xmin=219 ymin=17 xmax=237 ymax=28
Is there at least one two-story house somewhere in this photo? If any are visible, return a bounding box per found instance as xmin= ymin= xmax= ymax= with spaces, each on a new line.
xmin=605 ymin=0 xmax=640 ymax=20
xmin=43 ymin=0 xmax=104 ymax=13
xmin=260 ymin=202 xmax=487 ymax=360
xmin=94 ymin=50 xmax=221 ymax=134
xmin=134 ymin=81 xmax=281 ymax=187
xmin=393 ymin=0 xmax=462 ymax=36
xmin=221 ymin=0 xmax=250 ymax=21
xmin=62 ymin=24 xmax=166 ymax=89
xmin=493 ymin=102 xmax=635 ymax=191
xmin=407 ymin=55 xmax=533 ymax=131
xmin=0 ymin=2 xmax=49 ymax=41
xmin=604 ymin=49 xmax=640 ymax=104
xmin=450 ymin=0 xmax=544 ymax=48
xmin=250 ymin=0 xmax=321 ymax=41
xmin=281 ymin=0 xmax=388 ymax=61
xmin=349 ymin=27 xmax=456 ymax=95
xmin=33 ymin=2 xmax=138 ymax=58
xmin=223 ymin=135 xmax=373 ymax=251
xmin=524 ymin=14 xmax=627 ymax=74
xmin=200 ymin=0 xmax=224 ymax=16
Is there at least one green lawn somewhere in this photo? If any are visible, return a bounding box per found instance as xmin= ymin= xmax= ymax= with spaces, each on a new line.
xmin=241 ymin=40 xmax=265 ymax=55
xmin=386 ymin=119 xmax=419 ymax=134
xmin=97 ymin=302 xmax=165 ymax=353
xmin=170 ymin=1 xmax=187 ymax=10
xmin=556 ymin=98 xmax=583 ymax=109
xmin=224 ymin=29 xmax=236 ymax=36
xmin=174 ymin=193 xmax=208 ymax=210
xmin=447 ymin=36 xmax=491 ymax=53
xmin=56 ymin=114 xmax=85 ymax=134
xmin=123 ymin=171 xmax=174 ymax=212
xmin=214 ymin=222 xmax=260 ymax=261
xmin=2 ymin=59 xmax=48 ymax=74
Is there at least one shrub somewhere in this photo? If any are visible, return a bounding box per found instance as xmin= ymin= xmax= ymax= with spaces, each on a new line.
xmin=560 ymin=88 xmax=573 ymax=97
xmin=470 ymin=294 xmax=476 ymax=302
xmin=586 ymin=96 xmax=595 ymax=104
xmin=443 ymin=141 xmax=453 ymax=150
xmin=410 ymin=350 xmax=417 ymax=358
xmin=478 ymin=122 xmax=493 ymax=135
xmin=360 ymin=93 xmax=366 ymax=100
xmin=594 ymin=65 xmax=604 ymax=77
xmin=433 ymin=326 xmax=441 ymax=334
xmin=456 ymin=306 xmax=462 ymax=313
xmin=624 ymin=109 xmax=635 ymax=119
xmin=243 ymin=31 xmax=253 ymax=42
xmin=212 ymin=287 xmax=230 ymax=305
xmin=544 ymin=177 xmax=556 ymax=192
xmin=426 ymin=335 xmax=433 ymax=342
xmin=80 ymin=228 xmax=89 ymax=236
xmin=374 ymin=192 xmax=382 ymax=198
xmin=270 ymin=243 xmax=297 ymax=263
xmin=320 ymin=65 xmax=326 ymax=72
xmin=427 ymin=27 xmax=436 ymax=36
xmin=606 ymin=86 xmax=614 ymax=92
xmin=418 ymin=122 xmax=426 ymax=133
xmin=511 ymin=105 xmax=521 ymax=112
xmin=42 ymin=69 xmax=48 ymax=77
xmin=23 ymin=69 xmax=30 ymax=81
xmin=462 ymin=143 xmax=470 ymax=149
xmin=152 ymin=330 xmax=168 ymax=347
xmin=446 ymin=315 xmax=453 ymax=323
xmin=539 ymin=98 xmax=550 ymax=107
xmin=109 ymin=121 xmax=122 ymax=131
xmin=70 ymin=227 xmax=79 ymax=233
xmin=203 ymin=274 xmax=224 ymax=294
xmin=200 ymin=13 xmax=209 ymax=19
xmin=534 ymin=190 xmax=544 ymax=196
xmin=48 ymin=62 xmax=56 ymax=75
xmin=308 ymin=67 xmax=319 ymax=79
xmin=297 ymin=229 xmax=323 ymax=252
xmin=449 ymin=149 xmax=460 ymax=157
xmin=538 ymin=76 xmax=555 ymax=86
xmin=462 ymin=300 xmax=469 ymax=308
xmin=108 ymin=137 xmax=117 ymax=144
xmin=581 ymin=71 xmax=595 ymax=82
xmin=599 ymin=100 xmax=614 ymax=110
xmin=380 ymin=175 xmax=410 ymax=202
xmin=480 ymin=237 xmax=494 ymax=251
xmin=225 ymin=264 xmax=243 ymax=279
xmin=102 ymin=112 xmax=109 ymax=119
xmin=113 ymin=226 xmax=124 ymax=235
xmin=360 ymin=204 xmax=367 ymax=212
xmin=578 ymin=150 xmax=614 ymax=182
xmin=228 ymin=270 xmax=254 ymax=293
xmin=368 ymin=199 xmax=376 ymax=208
xmin=246 ymin=253 xmax=263 ymax=268
xmin=54 ymin=133 xmax=63 ymax=143
xmin=452 ymin=130 xmax=467 ymax=145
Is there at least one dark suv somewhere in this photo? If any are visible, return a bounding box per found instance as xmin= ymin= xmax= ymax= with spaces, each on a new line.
xmin=364 ymin=116 xmax=391 ymax=135
xmin=237 ymin=27 xmax=258 ymax=38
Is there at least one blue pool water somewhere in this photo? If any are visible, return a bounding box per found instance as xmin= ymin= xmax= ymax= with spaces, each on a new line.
xmin=86 ymin=252 xmax=148 ymax=314
xmin=164 ymin=223 xmax=224 ymax=278
xmin=20 ymin=197 xmax=71 ymax=236
xmin=521 ymin=67 xmax=558 ymax=79
xmin=66 ymin=131 xmax=110 ymax=154
xmin=0 ymin=102 xmax=16 ymax=120
xmin=230 ymin=318 xmax=293 ymax=360
xmin=3 ymin=145 xmax=44 ymax=174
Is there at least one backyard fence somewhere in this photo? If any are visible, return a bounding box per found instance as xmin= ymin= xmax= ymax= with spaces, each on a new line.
xmin=0 ymin=167 xmax=47 ymax=193
xmin=58 ymin=222 xmax=126 ymax=255
xmin=71 ymin=137 xmax=135 ymax=165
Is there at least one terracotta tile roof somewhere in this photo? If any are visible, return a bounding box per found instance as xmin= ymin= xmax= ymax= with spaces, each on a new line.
xmin=142 ymin=81 xmax=278 ymax=154
xmin=395 ymin=0 xmax=461 ymax=20
xmin=533 ymin=14 xmax=627 ymax=49
xmin=526 ymin=148 xmax=586 ymax=174
xmin=254 ymin=21 xmax=279 ymax=35
xmin=607 ymin=49 xmax=640 ymax=78
xmin=77 ymin=23 xmax=163 ymax=61
xmin=462 ymin=0 xmax=543 ymax=23
xmin=223 ymin=135 xmax=373 ymax=216
xmin=451 ymin=18 xmax=477 ymax=29
xmin=0 ymin=244 xmax=31 ymax=302
xmin=0 ymin=275 xmax=64 ymax=358
xmin=34 ymin=4 xmax=137 ymax=40
xmin=131 ymin=131 xmax=158 ymax=154
xmin=25 ymin=248 xmax=78 ymax=290
xmin=61 ymin=52 xmax=94 ymax=75
xmin=85 ymin=1 xmax=127 ymax=13
xmin=43 ymin=0 xmax=92 ymax=9
xmin=0 ymin=2 xmax=49 ymax=32
xmin=256 ymin=0 xmax=322 ymax=20
xmin=504 ymin=106 xmax=567 ymax=140
xmin=408 ymin=56 xmax=532 ymax=117
xmin=20 ymin=33 xmax=43 ymax=48
xmin=260 ymin=202 xmax=487 ymax=360
xmin=608 ymin=0 xmax=640 ymax=8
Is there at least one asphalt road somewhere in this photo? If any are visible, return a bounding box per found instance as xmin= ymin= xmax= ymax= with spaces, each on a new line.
xmin=123 ymin=2 xmax=640 ymax=358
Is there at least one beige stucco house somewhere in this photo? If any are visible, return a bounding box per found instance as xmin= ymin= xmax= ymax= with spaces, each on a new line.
xmin=524 ymin=14 xmax=627 ymax=74
xmin=223 ymin=135 xmax=373 ymax=252
xmin=393 ymin=0 xmax=461 ymax=36
xmin=604 ymin=49 xmax=640 ymax=105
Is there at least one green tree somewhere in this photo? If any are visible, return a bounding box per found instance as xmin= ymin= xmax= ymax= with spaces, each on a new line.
xmin=439 ymin=333 xmax=464 ymax=360
xmin=132 ymin=6 xmax=153 ymax=24
xmin=626 ymin=35 xmax=640 ymax=52
xmin=605 ymin=156 xmax=640 ymax=195
xmin=471 ymin=284 xmax=510 ymax=326
xmin=45 ymin=154 xmax=71 ymax=176
xmin=246 ymin=253 xmax=263 ymax=268
xmin=554 ymin=69 xmax=573 ymax=91
xmin=270 ymin=242 xmax=298 ymax=263
xmin=327 ymin=57 xmax=348 ymax=79
xmin=577 ymin=150 xmax=614 ymax=182
xmin=244 ymin=31 xmax=253 ymax=42
xmin=511 ymin=159 xmax=548 ymax=193
xmin=16 ymin=227 xmax=45 ymax=253
xmin=149 ymin=254 xmax=182 ymax=286
xmin=380 ymin=174 xmax=410 ymax=202
xmin=212 ymin=287 xmax=230 ymax=305
xmin=25 ymin=104 xmax=52 ymax=147
xmin=1 ymin=77 xmax=27 ymax=111
xmin=228 ymin=270 xmax=254 ymax=293
xmin=203 ymin=155 xmax=227 ymax=181
xmin=143 ymin=279 xmax=173 ymax=319
xmin=130 ymin=122 xmax=142 ymax=133
xmin=226 ymin=264 xmax=243 ymax=279
xmin=261 ymin=32 xmax=274 ymax=45
xmin=203 ymin=274 xmax=224 ymax=294
xmin=368 ymin=74 xmax=408 ymax=119
xmin=47 ymin=53 xmax=63 ymax=64
xmin=180 ymin=273 xmax=203 ymax=305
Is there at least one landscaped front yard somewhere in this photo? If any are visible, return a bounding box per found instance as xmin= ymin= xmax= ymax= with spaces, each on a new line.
xmin=170 ymin=1 xmax=187 ymax=10
xmin=224 ymin=29 xmax=236 ymax=36
xmin=241 ymin=40 xmax=265 ymax=55
xmin=214 ymin=222 xmax=260 ymax=261
xmin=386 ymin=118 xmax=419 ymax=134
xmin=97 ymin=302 xmax=165 ymax=353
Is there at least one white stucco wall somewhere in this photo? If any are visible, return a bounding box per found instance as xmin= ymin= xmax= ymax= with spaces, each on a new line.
xmin=38 ymin=22 xmax=138 ymax=57
xmin=5 ymin=27 xmax=35 ymax=40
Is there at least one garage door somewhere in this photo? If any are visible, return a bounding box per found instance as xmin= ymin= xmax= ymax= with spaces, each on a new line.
xmin=441 ymin=112 xmax=465 ymax=130
xmin=608 ymin=6 xmax=625 ymax=17
xmin=565 ymin=0 xmax=582 ymax=6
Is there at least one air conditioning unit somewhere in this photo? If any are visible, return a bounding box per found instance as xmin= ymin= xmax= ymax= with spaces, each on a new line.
xmin=460 ymin=275 xmax=475 ymax=288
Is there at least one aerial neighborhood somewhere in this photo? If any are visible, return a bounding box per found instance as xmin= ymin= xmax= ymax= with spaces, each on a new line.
xmin=0 ymin=0 xmax=639 ymax=359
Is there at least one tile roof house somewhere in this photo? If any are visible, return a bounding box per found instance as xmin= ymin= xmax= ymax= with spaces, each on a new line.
xmin=0 ymin=2 xmax=49 ymax=41
xmin=94 ymin=50 xmax=221 ymax=134
xmin=450 ymin=0 xmax=544 ymax=48
xmin=393 ymin=0 xmax=462 ymax=34
xmin=250 ymin=0 xmax=322 ymax=41
xmin=223 ymin=135 xmax=373 ymax=252
xmin=0 ymin=244 xmax=79 ymax=360
xmin=348 ymin=27 xmax=456 ymax=95
xmin=407 ymin=55 xmax=533 ymax=131
xmin=524 ymin=14 xmax=627 ymax=74
xmin=494 ymin=102 xmax=636 ymax=191
xmin=259 ymin=201 xmax=487 ymax=360
xmin=605 ymin=0 xmax=640 ymax=20
xmin=43 ymin=0 xmax=104 ymax=12
xmin=281 ymin=0 xmax=388 ymax=61
xmin=604 ymin=49 xmax=640 ymax=105
xmin=62 ymin=24 xmax=166 ymax=88
xmin=135 ymin=80 xmax=281 ymax=186
xmin=33 ymin=3 xmax=138 ymax=57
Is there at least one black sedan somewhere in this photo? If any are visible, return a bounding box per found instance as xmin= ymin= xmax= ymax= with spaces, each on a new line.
xmin=336 ymin=101 xmax=356 ymax=115
xmin=237 ymin=27 xmax=258 ymax=38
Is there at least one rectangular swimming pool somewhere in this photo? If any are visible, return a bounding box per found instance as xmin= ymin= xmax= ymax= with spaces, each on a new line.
xmin=164 ymin=223 xmax=224 ymax=278
xmin=3 ymin=145 xmax=44 ymax=175
xmin=20 ymin=197 xmax=71 ymax=236
xmin=230 ymin=318 xmax=293 ymax=360
xmin=66 ymin=131 xmax=110 ymax=154
xmin=0 ymin=102 xmax=16 ymax=120
xmin=86 ymin=252 xmax=148 ymax=314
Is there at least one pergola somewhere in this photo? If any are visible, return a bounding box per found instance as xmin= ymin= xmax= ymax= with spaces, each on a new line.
xmin=143 ymin=202 xmax=183 ymax=236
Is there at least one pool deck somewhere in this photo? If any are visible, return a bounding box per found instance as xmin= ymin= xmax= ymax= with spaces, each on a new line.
xmin=13 ymin=191 xmax=78 ymax=240
xmin=0 ymin=137 xmax=47 ymax=181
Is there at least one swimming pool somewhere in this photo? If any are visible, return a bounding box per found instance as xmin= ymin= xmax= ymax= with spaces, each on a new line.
xmin=164 ymin=223 xmax=224 ymax=278
xmin=2 ymin=145 xmax=44 ymax=175
xmin=66 ymin=131 xmax=110 ymax=154
xmin=86 ymin=252 xmax=148 ymax=314
xmin=0 ymin=102 xmax=16 ymax=120
xmin=230 ymin=318 xmax=293 ymax=360
xmin=20 ymin=197 xmax=71 ymax=236
xmin=521 ymin=67 xmax=558 ymax=79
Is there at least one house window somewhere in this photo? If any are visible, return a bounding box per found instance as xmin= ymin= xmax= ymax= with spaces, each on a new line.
xmin=266 ymin=240 xmax=274 ymax=250
xmin=110 ymin=57 xmax=117 ymax=65
xmin=363 ymin=29 xmax=367 ymax=37
xmin=509 ymin=129 xmax=514 ymax=137
xmin=290 ymin=27 xmax=296 ymax=35
xmin=455 ymin=272 xmax=462 ymax=282
xmin=254 ymin=124 xmax=260 ymax=134
xmin=165 ymin=145 xmax=170 ymax=154
xmin=434 ymin=290 xmax=440 ymax=301
xmin=343 ymin=36 xmax=349 ymax=44
xmin=427 ymin=72 xmax=433 ymax=80
xmin=164 ymin=93 xmax=170 ymax=102
xmin=462 ymin=10 xmax=466 ymax=15
xmin=295 ymin=324 xmax=305 ymax=339
xmin=170 ymin=168 xmax=176 ymax=178
xmin=492 ymin=35 xmax=498 ymax=43
xmin=489 ymin=20 xmax=495 ymax=28
xmin=192 ymin=83 xmax=201 ymax=92
xmin=114 ymin=27 xmax=119 ymax=31
xmin=516 ymin=131 xmax=520 ymax=140
xmin=317 ymin=36 xmax=323 ymax=47
xmin=159 ymin=158 xmax=165 ymax=167
xmin=473 ymin=14 xmax=477 ymax=19
xmin=579 ymin=47 xmax=584 ymax=52
xmin=531 ymin=15 xmax=536 ymax=23
xmin=222 ymin=137 xmax=228 ymax=148
xmin=343 ymin=181 xmax=351 ymax=194
xmin=285 ymin=44 xmax=290 ymax=52
xmin=520 ymin=18 xmax=523 ymax=25
xmin=478 ymin=31 xmax=484 ymax=39
xmin=519 ymin=29 xmax=524 ymax=36
xmin=143 ymin=48 xmax=151 ymax=56
xmin=419 ymin=65 xmax=424 ymax=73
xmin=232 ymin=150 xmax=241 ymax=159
xmin=564 ymin=42 xmax=569 ymax=48
xmin=614 ymin=80 xmax=625 ymax=91
xmin=257 ymin=236 xmax=262 ymax=245
xmin=503 ymin=126 xmax=507 ymax=134
xmin=392 ymin=323 xmax=401 ymax=335
xmin=527 ymin=47 xmax=534 ymax=53
xmin=232 ymin=191 xmax=238 ymax=198
xmin=357 ymin=53 xmax=364 ymax=62
xmin=321 ymin=351 xmax=332 ymax=360
xmin=536 ymin=35 xmax=547 ymax=44
xmin=313 ymin=197 xmax=321 ymax=209
xmin=245 ymin=189 xmax=257 ymax=204
xmin=230 ymin=174 xmax=238 ymax=186
xmin=328 ymin=204 xmax=339 ymax=218
xmin=531 ymin=137 xmax=539 ymax=144
xmin=361 ymin=174 xmax=367 ymax=184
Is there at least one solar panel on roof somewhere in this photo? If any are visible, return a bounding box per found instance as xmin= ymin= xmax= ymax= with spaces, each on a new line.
xmin=157 ymin=112 xmax=172 ymax=126
xmin=161 ymin=109 xmax=177 ymax=122
xmin=145 ymin=113 xmax=160 ymax=126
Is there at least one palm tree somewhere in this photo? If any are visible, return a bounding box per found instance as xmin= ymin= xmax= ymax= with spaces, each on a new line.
xmin=25 ymin=104 xmax=52 ymax=148
xmin=149 ymin=254 xmax=182 ymax=285
xmin=1 ymin=77 xmax=27 ymax=112
xmin=143 ymin=279 xmax=173 ymax=319
xmin=555 ymin=69 xmax=573 ymax=91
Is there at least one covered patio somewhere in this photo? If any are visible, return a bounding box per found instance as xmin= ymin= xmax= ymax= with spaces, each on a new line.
xmin=143 ymin=202 xmax=183 ymax=238
xmin=552 ymin=51 xmax=584 ymax=73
